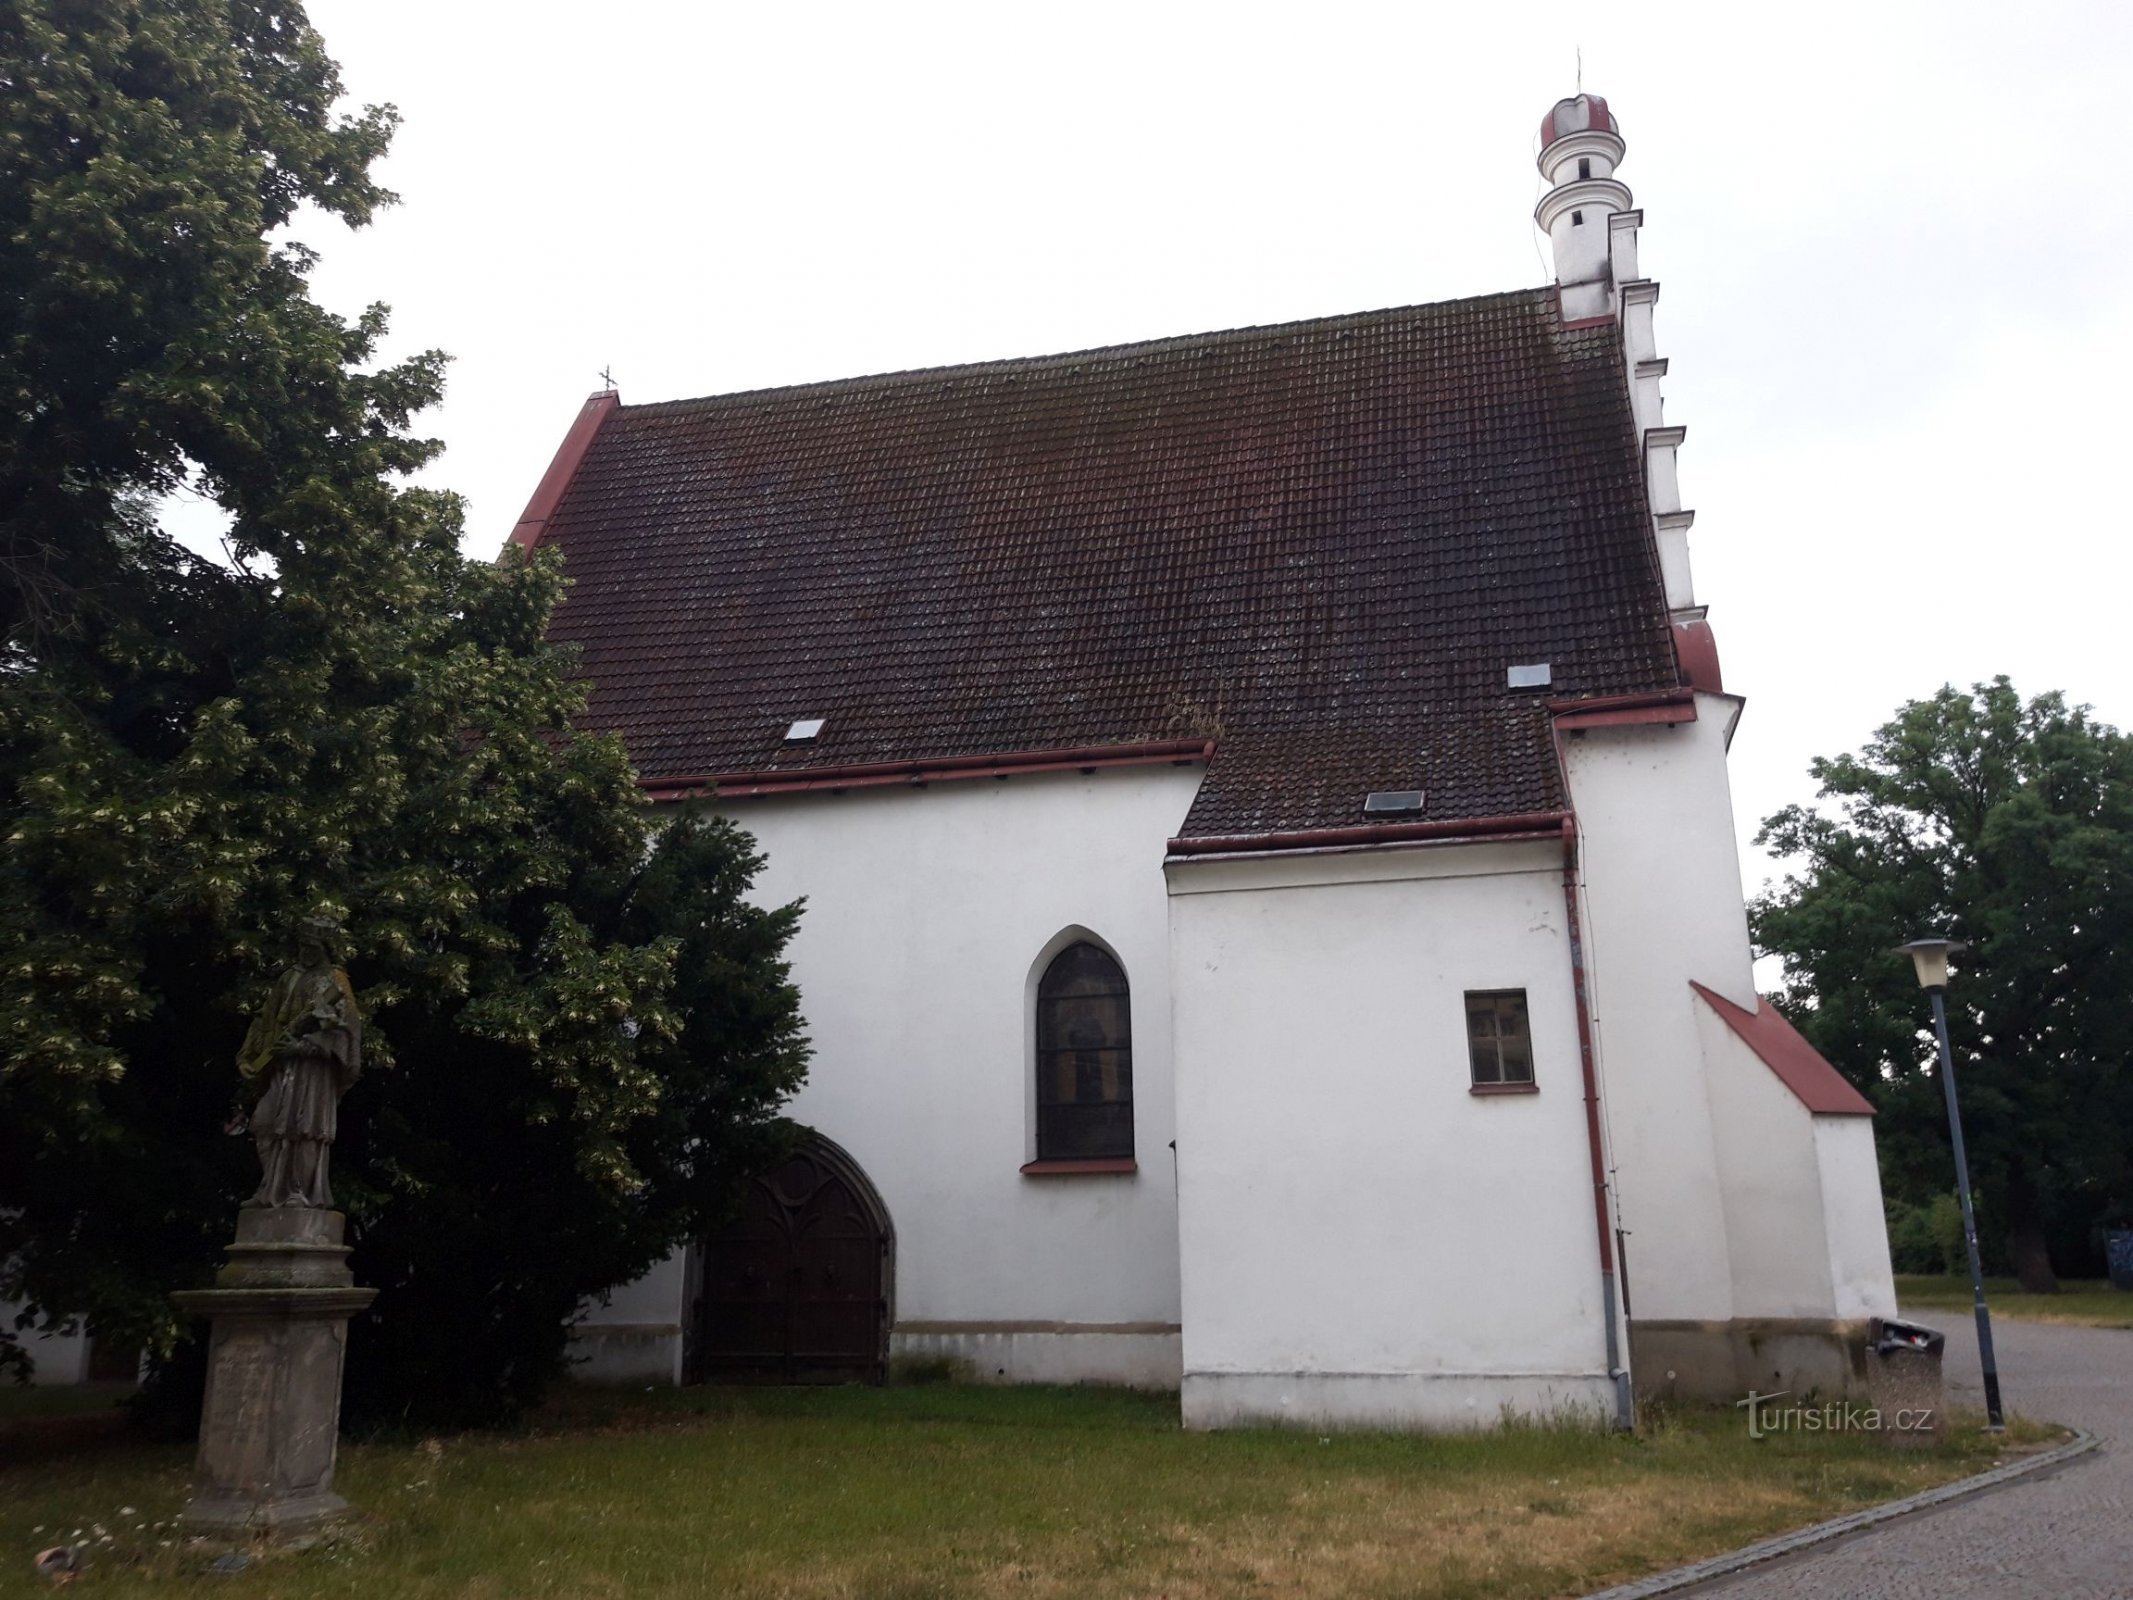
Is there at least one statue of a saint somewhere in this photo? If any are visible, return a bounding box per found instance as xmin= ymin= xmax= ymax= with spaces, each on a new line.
xmin=237 ymin=917 xmax=361 ymax=1210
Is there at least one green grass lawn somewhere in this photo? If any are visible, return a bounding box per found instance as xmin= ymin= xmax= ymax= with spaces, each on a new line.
xmin=0 ymin=1383 xmax=2061 ymax=1600
xmin=0 ymin=1380 xmax=136 ymax=1424
xmin=1897 ymin=1275 xmax=2133 ymax=1329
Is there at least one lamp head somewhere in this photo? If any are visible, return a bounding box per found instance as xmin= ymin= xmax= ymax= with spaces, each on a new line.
xmin=1896 ymin=937 xmax=1966 ymax=991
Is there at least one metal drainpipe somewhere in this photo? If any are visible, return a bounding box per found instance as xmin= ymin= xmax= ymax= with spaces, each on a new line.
xmin=1561 ymin=815 xmax=1633 ymax=1429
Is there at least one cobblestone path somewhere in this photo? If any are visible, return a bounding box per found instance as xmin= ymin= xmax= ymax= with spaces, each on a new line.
xmin=1699 ymin=1307 xmax=2127 ymax=1598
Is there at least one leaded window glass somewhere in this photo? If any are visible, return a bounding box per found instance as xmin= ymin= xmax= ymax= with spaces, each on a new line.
xmin=1035 ymin=943 xmax=1133 ymax=1160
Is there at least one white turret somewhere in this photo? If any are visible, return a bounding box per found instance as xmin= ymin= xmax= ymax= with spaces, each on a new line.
xmin=1535 ymin=94 xmax=1699 ymax=619
xmin=1534 ymin=94 xmax=1631 ymax=323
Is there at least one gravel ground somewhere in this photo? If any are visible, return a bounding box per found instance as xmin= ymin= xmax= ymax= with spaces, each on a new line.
xmin=1697 ymin=1305 xmax=2128 ymax=1598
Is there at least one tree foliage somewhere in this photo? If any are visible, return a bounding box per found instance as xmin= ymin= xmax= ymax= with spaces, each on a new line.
xmin=1753 ymin=679 xmax=2133 ymax=1289
xmin=0 ymin=0 xmax=809 ymax=1423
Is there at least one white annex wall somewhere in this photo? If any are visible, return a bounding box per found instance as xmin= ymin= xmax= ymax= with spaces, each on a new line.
xmin=1560 ymin=698 xmax=1753 ymax=1325
xmin=1564 ymin=690 xmax=1898 ymax=1406
xmin=1694 ymin=1005 xmax=1839 ymax=1319
xmin=1166 ymin=840 xmax=1615 ymax=1429
xmin=1813 ymin=1118 xmax=1898 ymax=1324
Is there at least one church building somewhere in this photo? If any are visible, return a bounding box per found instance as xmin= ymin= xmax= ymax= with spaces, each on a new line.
xmin=521 ymin=95 xmax=1896 ymax=1429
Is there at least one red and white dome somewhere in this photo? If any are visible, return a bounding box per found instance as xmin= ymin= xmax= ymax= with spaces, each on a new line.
xmin=1539 ymin=94 xmax=1618 ymax=150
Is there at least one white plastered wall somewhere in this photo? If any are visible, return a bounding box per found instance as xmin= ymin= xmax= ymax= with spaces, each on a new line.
xmin=1166 ymin=840 xmax=1614 ymax=1430
xmin=0 ymin=1302 xmax=91 ymax=1385
xmin=1692 ymin=1001 xmax=1897 ymax=1325
xmin=575 ymin=764 xmax=1200 ymax=1388
xmin=1559 ymin=697 xmax=1751 ymax=1324
xmin=570 ymin=1253 xmax=689 ymax=1384
xmin=1563 ymin=694 xmax=1896 ymax=1343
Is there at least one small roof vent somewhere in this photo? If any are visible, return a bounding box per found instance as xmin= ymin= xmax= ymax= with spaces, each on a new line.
xmin=1364 ymin=790 xmax=1426 ymax=816
xmin=1506 ymin=662 xmax=1553 ymax=690
xmin=784 ymin=717 xmax=826 ymax=743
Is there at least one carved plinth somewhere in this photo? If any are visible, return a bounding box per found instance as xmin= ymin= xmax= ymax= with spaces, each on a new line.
xmin=171 ymin=1208 xmax=376 ymax=1543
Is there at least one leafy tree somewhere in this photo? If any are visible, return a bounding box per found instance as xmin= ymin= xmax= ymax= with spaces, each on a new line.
xmin=0 ymin=0 xmax=808 ymax=1425
xmin=1754 ymin=679 xmax=2133 ymax=1291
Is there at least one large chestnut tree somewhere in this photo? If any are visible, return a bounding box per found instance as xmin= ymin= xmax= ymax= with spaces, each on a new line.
xmin=0 ymin=0 xmax=807 ymax=1424
xmin=1754 ymin=679 xmax=2133 ymax=1292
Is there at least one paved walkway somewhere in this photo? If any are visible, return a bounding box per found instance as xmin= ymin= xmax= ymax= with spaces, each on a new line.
xmin=1700 ymin=1307 xmax=2128 ymax=1598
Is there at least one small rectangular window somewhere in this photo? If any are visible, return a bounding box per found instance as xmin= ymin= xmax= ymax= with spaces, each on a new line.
xmin=1465 ymin=990 xmax=1535 ymax=1087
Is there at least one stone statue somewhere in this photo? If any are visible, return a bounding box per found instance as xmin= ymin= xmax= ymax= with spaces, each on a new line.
xmin=237 ymin=917 xmax=361 ymax=1210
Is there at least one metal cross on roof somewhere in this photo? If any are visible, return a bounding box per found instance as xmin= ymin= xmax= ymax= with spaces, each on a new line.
xmin=599 ymin=364 xmax=616 ymax=392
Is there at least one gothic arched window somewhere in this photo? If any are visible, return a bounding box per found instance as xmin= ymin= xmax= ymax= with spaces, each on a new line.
xmin=1035 ymin=942 xmax=1133 ymax=1160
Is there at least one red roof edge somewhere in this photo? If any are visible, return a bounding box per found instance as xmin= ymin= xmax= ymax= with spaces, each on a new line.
xmin=641 ymin=739 xmax=1215 ymax=802
xmin=1549 ymin=687 xmax=1698 ymax=731
xmin=1166 ymin=810 xmax=1572 ymax=859
xmin=1691 ymin=982 xmax=1876 ymax=1116
xmin=1673 ymin=618 xmax=1724 ymax=693
xmin=506 ymin=391 xmax=620 ymax=555
xmin=1546 ymin=688 xmax=1695 ymax=714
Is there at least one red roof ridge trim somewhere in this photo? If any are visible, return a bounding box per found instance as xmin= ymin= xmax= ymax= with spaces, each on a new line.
xmin=1690 ymin=981 xmax=1876 ymax=1116
xmin=506 ymin=391 xmax=619 ymax=554
xmin=1166 ymin=810 xmax=1573 ymax=859
xmin=616 ymin=290 xmax=1573 ymax=417
xmin=641 ymin=739 xmax=1216 ymax=802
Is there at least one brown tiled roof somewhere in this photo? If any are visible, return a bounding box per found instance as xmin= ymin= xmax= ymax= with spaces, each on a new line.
xmin=539 ymin=288 xmax=1682 ymax=840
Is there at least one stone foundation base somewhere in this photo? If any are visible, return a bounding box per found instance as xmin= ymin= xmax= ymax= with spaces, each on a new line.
xmin=1629 ymin=1317 xmax=1875 ymax=1405
xmin=1181 ymin=1371 xmax=1617 ymax=1431
xmin=892 ymin=1323 xmax=1182 ymax=1388
xmin=568 ymin=1322 xmax=684 ymax=1385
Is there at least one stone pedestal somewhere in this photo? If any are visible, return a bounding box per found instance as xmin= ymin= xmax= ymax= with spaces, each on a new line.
xmin=170 ymin=1208 xmax=376 ymax=1543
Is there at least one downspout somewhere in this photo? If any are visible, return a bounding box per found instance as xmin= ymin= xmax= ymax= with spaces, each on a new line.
xmin=1562 ymin=814 xmax=1633 ymax=1429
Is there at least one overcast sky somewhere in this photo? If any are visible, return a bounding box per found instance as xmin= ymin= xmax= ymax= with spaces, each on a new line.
xmin=281 ymin=0 xmax=2132 ymax=894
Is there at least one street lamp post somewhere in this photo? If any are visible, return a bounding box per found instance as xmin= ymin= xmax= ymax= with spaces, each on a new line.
xmin=1896 ymin=937 xmax=2005 ymax=1430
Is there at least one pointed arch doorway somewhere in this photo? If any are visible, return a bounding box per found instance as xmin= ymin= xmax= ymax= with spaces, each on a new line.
xmin=689 ymin=1134 xmax=893 ymax=1384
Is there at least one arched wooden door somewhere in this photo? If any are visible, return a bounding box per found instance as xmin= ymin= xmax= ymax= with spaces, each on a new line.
xmin=691 ymin=1136 xmax=892 ymax=1384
